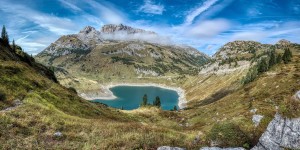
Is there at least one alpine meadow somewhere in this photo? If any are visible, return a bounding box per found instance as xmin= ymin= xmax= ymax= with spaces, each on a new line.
xmin=0 ymin=0 xmax=300 ymax=149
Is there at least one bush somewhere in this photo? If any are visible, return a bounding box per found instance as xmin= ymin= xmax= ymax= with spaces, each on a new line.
xmin=282 ymin=48 xmax=292 ymax=64
xmin=242 ymin=66 xmax=258 ymax=84
xmin=68 ymin=87 xmax=77 ymax=94
xmin=0 ymin=91 xmax=6 ymax=101
xmin=279 ymin=98 xmax=300 ymax=118
xmin=207 ymin=122 xmax=250 ymax=147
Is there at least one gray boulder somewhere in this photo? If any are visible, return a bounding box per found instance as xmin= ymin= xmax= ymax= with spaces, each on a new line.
xmin=252 ymin=114 xmax=264 ymax=127
xmin=200 ymin=147 xmax=245 ymax=150
xmin=251 ymin=113 xmax=300 ymax=150
xmin=294 ymin=90 xmax=300 ymax=101
xmin=157 ymin=146 xmax=186 ymax=150
xmin=53 ymin=131 xmax=63 ymax=137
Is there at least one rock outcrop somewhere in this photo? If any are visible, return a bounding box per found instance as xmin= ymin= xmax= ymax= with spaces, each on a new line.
xmin=251 ymin=113 xmax=300 ymax=150
xmin=252 ymin=114 xmax=264 ymax=127
xmin=158 ymin=114 xmax=300 ymax=150
xmin=157 ymin=146 xmax=186 ymax=150
xmin=200 ymin=147 xmax=245 ymax=150
xmin=101 ymin=24 xmax=156 ymax=35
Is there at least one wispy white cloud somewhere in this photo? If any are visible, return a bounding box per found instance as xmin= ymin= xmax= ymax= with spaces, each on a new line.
xmin=0 ymin=1 xmax=77 ymax=35
xmin=139 ymin=0 xmax=165 ymax=15
xmin=186 ymin=19 xmax=231 ymax=38
xmin=58 ymin=0 xmax=82 ymax=13
xmin=85 ymin=0 xmax=126 ymax=24
xmin=102 ymin=31 xmax=172 ymax=45
xmin=15 ymin=34 xmax=30 ymax=42
xmin=0 ymin=0 xmax=128 ymax=54
xmin=184 ymin=0 xmax=219 ymax=25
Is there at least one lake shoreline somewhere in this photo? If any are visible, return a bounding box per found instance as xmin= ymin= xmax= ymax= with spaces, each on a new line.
xmin=79 ymin=83 xmax=187 ymax=109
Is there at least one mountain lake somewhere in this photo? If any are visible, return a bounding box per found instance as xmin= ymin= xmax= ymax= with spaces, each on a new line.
xmin=93 ymin=86 xmax=179 ymax=110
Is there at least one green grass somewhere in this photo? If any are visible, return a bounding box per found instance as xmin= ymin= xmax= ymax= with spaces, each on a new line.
xmin=1 ymin=41 xmax=299 ymax=149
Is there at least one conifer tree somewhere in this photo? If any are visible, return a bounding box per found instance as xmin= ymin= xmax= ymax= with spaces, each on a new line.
xmin=142 ymin=94 xmax=148 ymax=106
xmin=242 ymin=66 xmax=258 ymax=84
xmin=257 ymin=58 xmax=268 ymax=73
xmin=173 ymin=106 xmax=177 ymax=111
xmin=276 ymin=54 xmax=282 ymax=64
xmin=282 ymin=48 xmax=292 ymax=64
xmin=268 ymin=50 xmax=276 ymax=67
xmin=1 ymin=25 xmax=9 ymax=46
xmin=12 ymin=39 xmax=16 ymax=53
xmin=153 ymin=96 xmax=161 ymax=107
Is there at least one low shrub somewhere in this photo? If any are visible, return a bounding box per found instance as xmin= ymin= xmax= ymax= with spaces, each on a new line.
xmin=279 ymin=98 xmax=300 ymax=118
xmin=68 ymin=87 xmax=77 ymax=94
xmin=207 ymin=122 xmax=250 ymax=148
xmin=0 ymin=91 xmax=6 ymax=101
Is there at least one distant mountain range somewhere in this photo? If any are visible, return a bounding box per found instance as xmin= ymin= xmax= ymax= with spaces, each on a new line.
xmin=35 ymin=24 xmax=210 ymax=79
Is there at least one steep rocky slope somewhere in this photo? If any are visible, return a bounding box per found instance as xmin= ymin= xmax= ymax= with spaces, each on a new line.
xmin=35 ymin=24 xmax=210 ymax=96
xmin=36 ymin=24 xmax=209 ymax=77
xmin=252 ymin=113 xmax=300 ymax=150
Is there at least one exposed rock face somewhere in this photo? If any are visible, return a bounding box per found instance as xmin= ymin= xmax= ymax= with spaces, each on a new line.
xmin=78 ymin=26 xmax=102 ymax=44
xmin=53 ymin=131 xmax=63 ymax=138
xmin=213 ymin=41 xmax=270 ymax=60
xmin=200 ymin=147 xmax=245 ymax=150
xmin=41 ymin=35 xmax=89 ymax=56
xmin=252 ymin=114 xmax=264 ymax=127
xmin=251 ymin=114 xmax=300 ymax=150
xmin=294 ymin=90 xmax=300 ymax=101
xmin=276 ymin=39 xmax=291 ymax=46
xmin=101 ymin=24 xmax=155 ymax=35
xmin=36 ymin=24 xmax=211 ymax=80
xmin=164 ymin=114 xmax=300 ymax=150
xmin=157 ymin=146 xmax=186 ymax=150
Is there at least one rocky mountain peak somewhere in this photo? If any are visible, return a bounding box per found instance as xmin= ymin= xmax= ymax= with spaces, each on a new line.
xmin=79 ymin=26 xmax=97 ymax=34
xmin=101 ymin=24 xmax=155 ymax=34
xmin=78 ymin=26 xmax=102 ymax=44
xmin=276 ymin=39 xmax=291 ymax=46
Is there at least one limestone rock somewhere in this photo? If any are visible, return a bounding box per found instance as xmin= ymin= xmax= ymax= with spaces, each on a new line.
xmin=252 ymin=114 xmax=264 ymax=127
xmin=53 ymin=131 xmax=63 ymax=137
xmin=251 ymin=114 xmax=300 ymax=150
xmin=294 ymin=90 xmax=300 ymax=101
xmin=200 ymin=147 xmax=245 ymax=150
xmin=157 ymin=146 xmax=186 ymax=150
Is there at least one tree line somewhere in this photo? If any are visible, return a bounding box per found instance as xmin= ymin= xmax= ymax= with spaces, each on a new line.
xmin=242 ymin=47 xmax=292 ymax=84
xmin=140 ymin=94 xmax=177 ymax=111
xmin=0 ymin=25 xmax=38 ymax=66
xmin=0 ymin=25 xmax=16 ymax=52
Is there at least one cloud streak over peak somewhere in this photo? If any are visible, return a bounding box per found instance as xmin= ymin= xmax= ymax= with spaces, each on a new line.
xmin=0 ymin=0 xmax=299 ymax=56
xmin=138 ymin=0 xmax=165 ymax=15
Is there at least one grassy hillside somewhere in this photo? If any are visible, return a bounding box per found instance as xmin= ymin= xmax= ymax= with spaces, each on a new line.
xmin=179 ymin=43 xmax=300 ymax=147
xmin=1 ymin=33 xmax=300 ymax=149
xmin=0 ymin=41 xmax=197 ymax=149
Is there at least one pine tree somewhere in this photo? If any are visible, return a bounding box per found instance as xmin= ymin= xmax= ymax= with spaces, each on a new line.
xmin=276 ymin=54 xmax=282 ymax=64
xmin=257 ymin=58 xmax=268 ymax=73
xmin=153 ymin=96 xmax=161 ymax=107
xmin=142 ymin=94 xmax=148 ymax=106
xmin=173 ymin=106 xmax=177 ymax=111
xmin=12 ymin=39 xmax=16 ymax=53
xmin=282 ymin=48 xmax=292 ymax=64
xmin=268 ymin=50 xmax=276 ymax=67
xmin=1 ymin=25 xmax=9 ymax=46
xmin=242 ymin=66 xmax=258 ymax=84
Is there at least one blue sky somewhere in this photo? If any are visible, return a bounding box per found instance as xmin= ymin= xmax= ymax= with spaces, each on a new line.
xmin=0 ymin=0 xmax=299 ymax=55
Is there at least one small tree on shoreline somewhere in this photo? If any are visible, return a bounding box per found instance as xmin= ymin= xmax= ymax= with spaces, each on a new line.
xmin=141 ymin=94 xmax=148 ymax=106
xmin=153 ymin=96 xmax=161 ymax=107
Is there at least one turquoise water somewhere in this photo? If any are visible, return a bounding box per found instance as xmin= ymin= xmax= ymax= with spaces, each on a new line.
xmin=93 ymin=86 xmax=179 ymax=110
